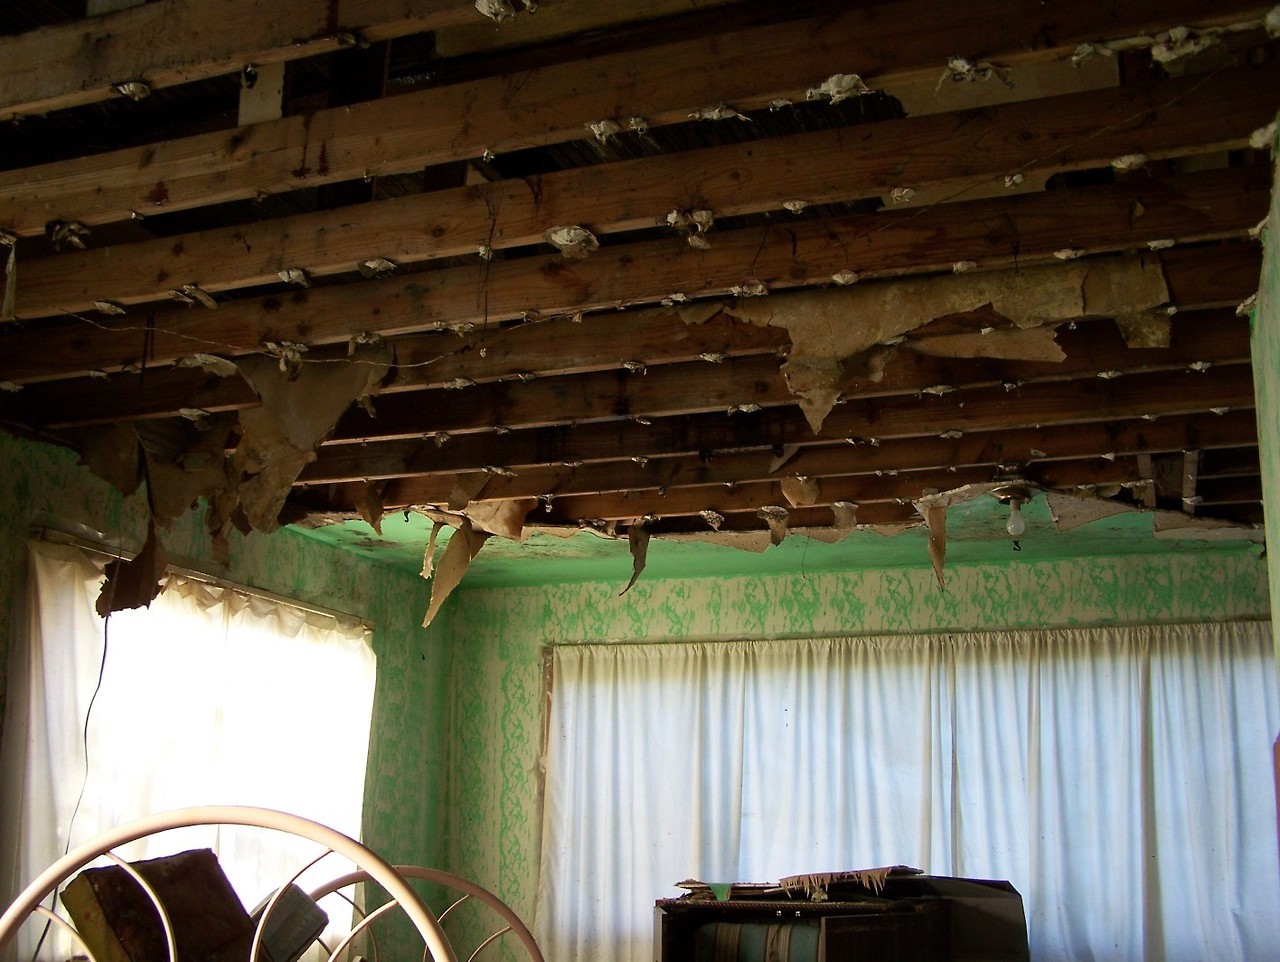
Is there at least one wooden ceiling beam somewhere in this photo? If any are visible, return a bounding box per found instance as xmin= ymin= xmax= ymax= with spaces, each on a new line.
xmin=297 ymin=363 xmax=1256 ymax=482
xmin=366 ymin=407 xmax=1259 ymax=508
xmin=10 ymin=288 xmax=1249 ymax=432
xmin=0 ymin=0 xmax=557 ymax=119
xmin=0 ymin=168 xmax=1265 ymax=384
xmin=10 ymin=61 xmax=1277 ymax=319
xmin=536 ymin=454 xmax=1182 ymax=524
xmin=5 ymin=0 xmax=1262 ymax=233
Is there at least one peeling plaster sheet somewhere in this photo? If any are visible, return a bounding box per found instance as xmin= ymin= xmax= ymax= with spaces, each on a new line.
xmin=715 ymin=257 xmax=1169 ymax=430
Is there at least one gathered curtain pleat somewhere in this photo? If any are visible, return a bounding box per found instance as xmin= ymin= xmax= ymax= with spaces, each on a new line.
xmin=536 ymin=623 xmax=1280 ymax=962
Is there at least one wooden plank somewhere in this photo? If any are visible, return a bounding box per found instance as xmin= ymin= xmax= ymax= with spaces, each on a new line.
xmin=6 ymin=287 xmax=1251 ymax=432
xmin=0 ymin=169 xmax=1263 ymax=386
xmin=371 ymin=408 xmax=1260 ymax=507
xmin=0 ymin=0 xmax=535 ymax=119
xmin=297 ymin=363 xmax=1257 ymax=482
xmin=2 ymin=0 xmax=1158 ymax=235
xmin=9 ymin=61 xmax=1276 ymax=319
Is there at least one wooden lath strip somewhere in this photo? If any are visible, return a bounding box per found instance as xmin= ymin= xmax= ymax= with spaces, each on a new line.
xmin=9 ymin=61 xmax=1278 ymax=319
xmin=3 ymin=0 xmax=1268 ymax=233
xmin=0 ymin=0 xmax=537 ymax=119
xmin=2 ymin=278 xmax=1253 ymax=432
xmin=366 ymin=409 xmax=1259 ymax=508
xmin=0 ymin=166 xmax=1266 ymax=392
xmin=296 ymin=363 xmax=1258 ymax=482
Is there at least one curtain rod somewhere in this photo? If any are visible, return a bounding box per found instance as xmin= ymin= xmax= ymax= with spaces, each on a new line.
xmin=31 ymin=524 xmax=373 ymax=631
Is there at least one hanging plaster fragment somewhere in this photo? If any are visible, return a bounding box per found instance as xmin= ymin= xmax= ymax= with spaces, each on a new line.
xmin=690 ymin=104 xmax=751 ymax=122
xmin=474 ymin=0 xmax=517 ymax=21
xmin=758 ymin=505 xmax=790 ymax=545
xmin=262 ymin=339 xmax=308 ymax=374
xmin=485 ymin=465 xmax=517 ymax=477
xmin=0 ymin=381 xmax=21 ymax=392
xmin=358 ymin=257 xmax=397 ymax=278
xmin=700 ymin=509 xmax=725 ymax=531
xmin=435 ymin=432 xmax=451 ymax=446
xmin=0 ymin=229 xmax=15 ymax=321
xmin=622 ymin=360 xmax=647 ymax=374
xmin=477 ymin=244 xmax=493 ymax=261
xmin=587 ymin=119 xmax=622 ymax=145
xmin=832 ymin=270 xmax=858 ymax=286
xmin=619 ymin=523 xmax=651 ymax=595
xmin=420 ymin=521 xmax=444 ymax=579
xmin=831 ymin=501 xmax=858 ymax=530
xmin=1268 ymin=5 xmax=1280 ymax=36
xmin=922 ymin=384 xmax=954 ymax=396
xmin=806 ymin=73 xmax=871 ymax=105
xmin=938 ymin=57 xmax=1012 ymax=90
xmin=1111 ymin=153 xmax=1148 ymax=173
xmin=890 ymin=187 xmax=915 ymax=204
xmin=661 ymin=293 xmax=690 ymax=307
xmin=442 ymin=377 xmax=477 ymax=389
xmin=699 ymin=352 xmax=727 ymax=364
xmin=1151 ymin=26 xmax=1221 ymax=63
xmin=545 ymin=225 xmax=599 ymax=259
xmin=277 ymin=267 xmax=310 ymax=287
xmin=731 ymin=279 xmax=767 ymax=298
xmin=1097 ymin=369 xmax=1123 ymax=380
xmin=952 ymin=260 xmax=976 ymax=273
xmin=631 ymin=415 xmax=652 ymax=425
xmin=666 ymin=209 xmax=714 ymax=248
xmin=939 ymin=429 xmax=963 ymax=439
xmin=176 ymin=353 xmax=240 ymax=377
xmin=627 ymin=117 xmax=649 ymax=134
xmin=93 ymin=300 xmax=127 ymax=315
xmin=1249 ymin=216 xmax=1269 ymax=241
xmin=421 ymin=519 xmax=489 ymax=627
xmin=1004 ymin=173 xmax=1024 ymax=189
xmin=1250 ymin=121 xmax=1277 ymax=151
xmin=46 ymin=220 xmax=90 ymax=250
xmin=631 ymin=455 xmax=649 ymax=466
xmin=769 ymin=99 xmax=793 ymax=110
xmin=112 ymin=80 xmax=151 ymax=100
xmin=781 ymin=475 xmax=820 ymax=508
xmin=1189 ymin=361 xmax=1212 ymax=372
xmin=174 ymin=284 xmax=217 ymax=309
xmin=1237 ymin=293 xmax=1258 ymax=317
xmin=783 ymin=200 xmax=809 ymax=213
xmin=728 ymin=403 xmax=761 ymax=414
xmin=1211 ymin=406 xmax=1231 ymax=415
xmin=1147 ymin=239 xmax=1175 ymax=251
xmin=178 ymin=407 xmax=210 ymax=423
xmin=1053 ymin=248 xmax=1084 ymax=260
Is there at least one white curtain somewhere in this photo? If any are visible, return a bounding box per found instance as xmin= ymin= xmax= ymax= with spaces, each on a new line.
xmin=0 ymin=541 xmax=377 ymax=961
xmin=536 ymin=623 xmax=1280 ymax=962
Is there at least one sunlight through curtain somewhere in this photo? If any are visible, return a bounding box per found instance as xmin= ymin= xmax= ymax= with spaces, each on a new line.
xmin=536 ymin=623 xmax=1280 ymax=962
xmin=0 ymin=540 xmax=377 ymax=962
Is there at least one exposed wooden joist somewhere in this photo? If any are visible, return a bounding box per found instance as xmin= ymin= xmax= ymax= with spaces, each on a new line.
xmin=0 ymin=167 xmax=1266 ymax=387
xmin=9 ymin=61 xmax=1277 ymax=319
xmin=4 ymin=0 xmax=1186 ymax=234
xmin=2 ymin=272 xmax=1253 ymax=432
xmin=297 ymin=363 xmax=1257 ymax=483
xmin=363 ymin=407 xmax=1259 ymax=508
xmin=0 ymin=0 xmax=551 ymax=119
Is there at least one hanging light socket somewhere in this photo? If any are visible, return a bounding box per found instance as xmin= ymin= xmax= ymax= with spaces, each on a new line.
xmin=991 ymin=482 xmax=1034 ymax=538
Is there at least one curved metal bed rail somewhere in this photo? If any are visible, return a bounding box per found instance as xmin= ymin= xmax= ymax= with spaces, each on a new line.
xmin=310 ymin=866 xmax=545 ymax=962
xmin=0 ymin=806 xmax=460 ymax=962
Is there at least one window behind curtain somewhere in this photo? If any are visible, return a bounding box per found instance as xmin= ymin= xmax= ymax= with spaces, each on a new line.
xmin=0 ymin=540 xmax=378 ymax=962
xmin=536 ymin=624 xmax=1280 ymax=962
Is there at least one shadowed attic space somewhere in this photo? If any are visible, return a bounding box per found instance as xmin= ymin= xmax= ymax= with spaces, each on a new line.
xmin=0 ymin=0 xmax=1276 ymax=611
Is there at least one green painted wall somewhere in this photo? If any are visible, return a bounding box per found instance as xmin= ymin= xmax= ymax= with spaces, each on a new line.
xmin=438 ymin=549 xmax=1272 ymax=938
xmin=1253 ymin=119 xmax=1280 ymax=664
xmin=0 ymin=431 xmax=448 ymax=876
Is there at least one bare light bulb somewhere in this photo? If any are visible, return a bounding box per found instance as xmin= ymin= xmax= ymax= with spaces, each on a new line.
xmin=1006 ymin=498 xmax=1026 ymax=537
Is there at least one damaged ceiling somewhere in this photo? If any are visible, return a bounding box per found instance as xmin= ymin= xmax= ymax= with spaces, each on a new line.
xmin=0 ymin=0 xmax=1276 ymax=610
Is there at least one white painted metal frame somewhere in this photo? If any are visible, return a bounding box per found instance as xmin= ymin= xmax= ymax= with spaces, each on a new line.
xmin=0 ymin=806 xmax=464 ymax=962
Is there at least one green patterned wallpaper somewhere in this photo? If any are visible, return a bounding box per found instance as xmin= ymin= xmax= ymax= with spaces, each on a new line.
xmin=1253 ymin=119 xmax=1280 ymax=664
xmin=438 ymin=549 xmax=1273 ymax=943
xmin=0 ymin=431 xmax=448 ymax=889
